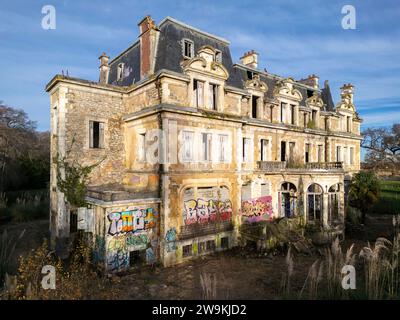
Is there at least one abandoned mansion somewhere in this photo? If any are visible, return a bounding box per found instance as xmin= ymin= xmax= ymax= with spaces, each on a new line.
xmin=46 ymin=16 xmax=362 ymax=272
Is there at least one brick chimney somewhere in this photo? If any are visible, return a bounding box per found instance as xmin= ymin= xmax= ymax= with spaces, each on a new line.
xmin=340 ymin=83 xmax=354 ymax=103
xmin=138 ymin=15 xmax=159 ymax=80
xmin=240 ymin=50 xmax=259 ymax=69
xmin=98 ymin=52 xmax=110 ymax=84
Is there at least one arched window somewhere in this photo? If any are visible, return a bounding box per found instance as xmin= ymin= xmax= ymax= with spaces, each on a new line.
xmin=328 ymin=184 xmax=341 ymax=224
xmin=279 ymin=182 xmax=297 ymax=218
xmin=307 ymin=184 xmax=323 ymax=222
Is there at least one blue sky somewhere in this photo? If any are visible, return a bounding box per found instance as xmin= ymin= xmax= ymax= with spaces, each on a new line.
xmin=0 ymin=0 xmax=399 ymax=133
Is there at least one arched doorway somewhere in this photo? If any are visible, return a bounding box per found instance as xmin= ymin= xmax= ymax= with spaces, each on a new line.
xmin=328 ymin=184 xmax=341 ymax=224
xmin=307 ymin=184 xmax=323 ymax=222
xmin=279 ymin=182 xmax=297 ymax=218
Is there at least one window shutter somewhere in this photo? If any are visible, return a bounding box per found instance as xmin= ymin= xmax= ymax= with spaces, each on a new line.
xmin=99 ymin=122 xmax=105 ymax=148
xmin=89 ymin=121 xmax=94 ymax=148
xmin=198 ymin=81 xmax=204 ymax=107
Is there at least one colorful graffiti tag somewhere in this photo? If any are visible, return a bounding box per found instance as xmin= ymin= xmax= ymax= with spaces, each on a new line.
xmin=165 ymin=228 xmax=177 ymax=252
xmin=183 ymin=199 xmax=232 ymax=225
xmin=108 ymin=208 xmax=155 ymax=236
xmin=105 ymin=206 xmax=158 ymax=272
xmin=107 ymin=250 xmax=129 ymax=272
xmin=240 ymin=195 xmax=273 ymax=223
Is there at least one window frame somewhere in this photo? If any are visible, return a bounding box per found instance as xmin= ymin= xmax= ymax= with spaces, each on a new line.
xmin=182 ymin=38 xmax=194 ymax=59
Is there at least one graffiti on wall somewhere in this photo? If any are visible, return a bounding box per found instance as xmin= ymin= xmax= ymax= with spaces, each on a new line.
xmin=105 ymin=206 xmax=158 ymax=272
xmin=183 ymin=199 xmax=232 ymax=225
xmin=108 ymin=208 xmax=155 ymax=236
xmin=240 ymin=195 xmax=273 ymax=223
xmin=165 ymin=228 xmax=177 ymax=252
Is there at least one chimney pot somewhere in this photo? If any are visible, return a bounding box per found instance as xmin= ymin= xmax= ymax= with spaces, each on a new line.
xmin=240 ymin=50 xmax=259 ymax=69
xmin=98 ymin=52 xmax=110 ymax=84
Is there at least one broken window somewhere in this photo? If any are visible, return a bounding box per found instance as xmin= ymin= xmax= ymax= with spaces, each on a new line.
xmin=182 ymin=39 xmax=194 ymax=58
xmin=70 ymin=210 xmax=78 ymax=233
xmin=279 ymin=182 xmax=297 ymax=218
xmin=243 ymin=138 xmax=251 ymax=162
xmin=201 ymin=133 xmax=212 ymax=162
xmin=208 ymin=84 xmax=218 ymax=110
xmin=183 ymin=244 xmax=193 ymax=257
xmin=307 ymin=89 xmax=313 ymax=98
xmin=280 ymin=141 xmax=286 ymax=161
xmin=215 ymin=50 xmax=222 ymax=63
xmin=182 ymin=131 xmax=194 ymax=161
xmin=251 ymin=96 xmax=259 ymax=118
xmin=336 ymin=146 xmax=342 ymax=162
xmin=280 ymin=102 xmax=286 ymax=123
xmin=193 ymin=80 xmax=204 ymax=107
xmin=328 ymin=184 xmax=341 ymax=224
xmin=247 ymin=70 xmax=253 ymax=80
xmin=89 ymin=120 xmax=104 ymax=149
xmin=290 ymin=104 xmax=295 ymax=125
xmin=206 ymin=240 xmax=216 ymax=251
xmin=305 ymin=143 xmax=310 ymax=163
xmin=117 ymin=63 xmax=124 ymax=81
xmin=307 ymin=184 xmax=323 ymax=222
xmin=221 ymin=237 xmax=229 ymax=249
xmin=260 ymin=139 xmax=269 ymax=161
xmin=129 ymin=250 xmax=146 ymax=266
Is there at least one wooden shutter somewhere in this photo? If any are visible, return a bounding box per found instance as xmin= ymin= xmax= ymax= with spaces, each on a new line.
xmin=89 ymin=121 xmax=94 ymax=148
xmin=99 ymin=122 xmax=105 ymax=148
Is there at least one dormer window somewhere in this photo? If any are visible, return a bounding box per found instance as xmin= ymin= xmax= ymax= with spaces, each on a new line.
xmin=117 ymin=63 xmax=124 ymax=81
xmin=247 ymin=70 xmax=254 ymax=80
xmin=215 ymin=50 xmax=222 ymax=63
xmin=182 ymin=39 xmax=194 ymax=58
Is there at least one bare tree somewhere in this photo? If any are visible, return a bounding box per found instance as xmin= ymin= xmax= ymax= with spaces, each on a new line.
xmin=361 ymin=124 xmax=400 ymax=171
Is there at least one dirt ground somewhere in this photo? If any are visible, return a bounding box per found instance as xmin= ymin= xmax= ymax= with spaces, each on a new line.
xmin=1 ymin=213 xmax=395 ymax=299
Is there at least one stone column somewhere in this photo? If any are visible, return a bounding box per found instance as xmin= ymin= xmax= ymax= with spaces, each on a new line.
xmin=323 ymin=193 xmax=329 ymax=228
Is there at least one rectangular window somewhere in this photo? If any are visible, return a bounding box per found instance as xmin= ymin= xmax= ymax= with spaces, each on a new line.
xmin=312 ymin=110 xmax=317 ymax=122
xmin=206 ymin=240 xmax=216 ymax=251
xmin=117 ymin=63 xmax=124 ymax=81
xmin=215 ymin=50 xmax=222 ymax=63
xmin=289 ymin=142 xmax=295 ymax=163
xmin=221 ymin=237 xmax=229 ymax=249
xmin=304 ymin=112 xmax=308 ymax=127
xmin=201 ymin=133 xmax=212 ymax=161
xmin=193 ymin=80 xmax=204 ymax=107
xmin=89 ymin=121 xmax=104 ymax=149
xmin=261 ymin=183 xmax=270 ymax=196
xmin=138 ymin=133 xmax=146 ymax=162
xmin=218 ymin=134 xmax=228 ymax=162
xmin=281 ymin=141 xmax=286 ymax=161
xmin=290 ymin=105 xmax=295 ymax=125
xmin=350 ymin=147 xmax=354 ymax=165
xmin=336 ymin=146 xmax=342 ymax=162
xmin=247 ymin=70 xmax=253 ymax=80
xmin=70 ymin=210 xmax=78 ymax=233
xmin=317 ymin=144 xmax=324 ymax=163
xmin=347 ymin=116 xmax=351 ymax=132
xmin=260 ymin=139 xmax=268 ymax=161
xmin=183 ymin=39 xmax=194 ymax=58
xmin=182 ymin=244 xmax=192 ymax=257
xmin=280 ymin=103 xmax=286 ymax=123
xmin=183 ymin=131 xmax=194 ymax=161
xmin=305 ymin=143 xmax=310 ymax=163
xmin=208 ymin=84 xmax=218 ymax=110
xmin=243 ymin=138 xmax=250 ymax=162
xmin=343 ymin=146 xmax=348 ymax=165
xmin=252 ymin=96 xmax=259 ymax=118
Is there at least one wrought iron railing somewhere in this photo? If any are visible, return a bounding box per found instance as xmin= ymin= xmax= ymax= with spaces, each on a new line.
xmin=179 ymin=221 xmax=234 ymax=240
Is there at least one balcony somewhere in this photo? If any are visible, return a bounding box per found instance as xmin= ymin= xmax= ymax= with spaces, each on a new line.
xmin=257 ymin=161 xmax=343 ymax=173
xmin=179 ymin=221 xmax=234 ymax=240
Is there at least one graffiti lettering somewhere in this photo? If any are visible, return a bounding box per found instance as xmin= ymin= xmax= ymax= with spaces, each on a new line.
xmin=183 ymin=199 xmax=232 ymax=225
xmin=240 ymin=195 xmax=273 ymax=223
xmin=107 ymin=250 xmax=129 ymax=272
xmin=108 ymin=208 xmax=156 ymax=236
xmin=165 ymin=228 xmax=177 ymax=252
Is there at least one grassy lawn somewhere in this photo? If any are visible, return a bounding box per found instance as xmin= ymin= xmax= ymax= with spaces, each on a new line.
xmin=368 ymin=180 xmax=400 ymax=215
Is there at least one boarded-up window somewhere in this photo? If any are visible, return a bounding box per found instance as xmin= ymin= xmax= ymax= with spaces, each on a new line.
xmin=193 ymin=80 xmax=204 ymax=107
xmin=261 ymin=139 xmax=268 ymax=161
xmin=218 ymin=134 xmax=228 ymax=162
xmin=215 ymin=50 xmax=222 ymax=63
xmin=243 ymin=138 xmax=251 ymax=162
xmin=261 ymin=183 xmax=270 ymax=196
xmin=89 ymin=121 xmax=104 ymax=149
xmin=317 ymin=144 xmax=324 ymax=163
xmin=336 ymin=146 xmax=342 ymax=162
xmin=201 ymin=133 xmax=212 ymax=161
xmin=138 ymin=133 xmax=146 ymax=162
xmin=241 ymin=184 xmax=252 ymax=202
xmin=182 ymin=131 xmax=194 ymax=161
xmin=350 ymin=147 xmax=354 ymax=165
xmin=208 ymin=84 xmax=218 ymax=110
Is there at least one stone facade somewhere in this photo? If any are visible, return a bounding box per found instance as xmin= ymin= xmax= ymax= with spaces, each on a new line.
xmin=46 ymin=16 xmax=362 ymax=272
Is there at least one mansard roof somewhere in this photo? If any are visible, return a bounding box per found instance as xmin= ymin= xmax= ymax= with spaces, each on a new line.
xmin=107 ymin=16 xmax=336 ymax=111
